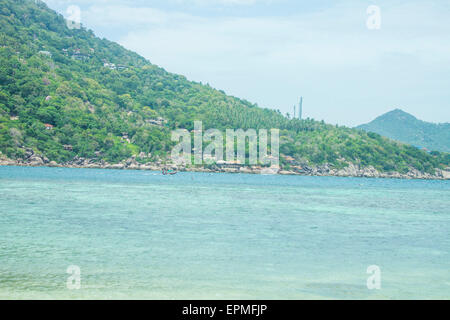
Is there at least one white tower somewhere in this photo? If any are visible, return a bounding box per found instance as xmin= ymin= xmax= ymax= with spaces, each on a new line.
xmin=299 ymin=97 xmax=303 ymax=119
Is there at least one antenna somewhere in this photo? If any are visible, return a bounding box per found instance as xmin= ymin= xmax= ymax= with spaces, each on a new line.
xmin=299 ymin=97 xmax=303 ymax=120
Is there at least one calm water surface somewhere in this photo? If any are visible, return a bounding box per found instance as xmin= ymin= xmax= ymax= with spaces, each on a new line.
xmin=0 ymin=166 xmax=449 ymax=299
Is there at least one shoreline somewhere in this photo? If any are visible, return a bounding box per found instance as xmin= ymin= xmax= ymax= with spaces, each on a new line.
xmin=1 ymin=158 xmax=449 ymax=180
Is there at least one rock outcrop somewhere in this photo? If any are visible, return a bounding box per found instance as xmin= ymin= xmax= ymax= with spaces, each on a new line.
xmin=0 ymin=151 xmax=448 ymax=180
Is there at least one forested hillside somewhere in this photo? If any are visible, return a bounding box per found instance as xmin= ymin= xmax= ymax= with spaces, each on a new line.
xmin=358 ymin=109 xmax=450 ymax=153
xmin=0 ymin=0 xmax=449 ymax=175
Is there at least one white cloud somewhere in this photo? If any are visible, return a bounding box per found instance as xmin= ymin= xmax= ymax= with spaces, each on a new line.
xmin=43 ymin=0 xmax=268 ymax=7
xmin=83 ymin=5 xmax=176 ymax=27
xmin=115 ymin=2 xmax=450 ymax=68
xmin=171 ymin=0 xmax=267 ymax=5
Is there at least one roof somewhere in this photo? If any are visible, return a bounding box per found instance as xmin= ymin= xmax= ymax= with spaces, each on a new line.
xmin=217 ymin=160 xmax=242 ymax=165
xmin=283 ymin=155 xmax=295 ymax=161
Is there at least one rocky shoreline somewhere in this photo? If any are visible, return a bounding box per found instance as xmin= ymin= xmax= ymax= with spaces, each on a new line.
xmin=1 ymin=150 xmax=449 ymax=180
xmin=2 ymin=153 xmax=449 ymax=180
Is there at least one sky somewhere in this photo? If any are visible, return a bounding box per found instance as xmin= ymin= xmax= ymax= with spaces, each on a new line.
xmin=42 ymin=0 xmax=450 ymax=126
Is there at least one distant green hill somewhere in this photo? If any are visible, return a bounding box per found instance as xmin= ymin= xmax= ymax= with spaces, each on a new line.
xmin=358 ymin=109 xmax=450 ymax=153
xmin=0 ymin=0 xmax=449 ymax=174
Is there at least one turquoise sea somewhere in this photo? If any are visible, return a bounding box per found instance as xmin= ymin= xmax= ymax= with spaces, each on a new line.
xmin=0 ymin=166 xmax=449 ymax=299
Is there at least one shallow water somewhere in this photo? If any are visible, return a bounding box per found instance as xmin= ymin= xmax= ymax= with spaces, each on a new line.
xmin=0 ymin=166 xmax=448 ymax=299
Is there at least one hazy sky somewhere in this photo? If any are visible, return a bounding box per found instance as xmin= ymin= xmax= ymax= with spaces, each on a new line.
xmin=42 ymin=0 xmax=450 ymax=126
